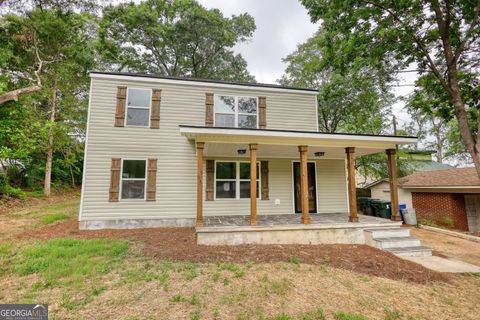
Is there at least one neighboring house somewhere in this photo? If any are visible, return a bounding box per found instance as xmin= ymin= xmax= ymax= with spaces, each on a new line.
xmin=366 ymin=178 xmax=414 ymax=209
xmin=398 ymin=168 xmax=480 ymax=232
xmin=357 ymin=149 xmax=452 ymax=187
xmin=365 ymin=150 xmax=452 ymax=207
xmin=79 ymin=71 xmax=417 ymax=230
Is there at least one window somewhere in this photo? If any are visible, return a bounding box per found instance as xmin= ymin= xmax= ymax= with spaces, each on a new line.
xmin=126 ymin=88 xmax=151 ymax=126
xmin=121 ymin=159 xmax=146 ymax=200
xmin=215 ymin=161 xmax=260 ymax=199
xmin=214 ymin=96 xmax=257 ymax=128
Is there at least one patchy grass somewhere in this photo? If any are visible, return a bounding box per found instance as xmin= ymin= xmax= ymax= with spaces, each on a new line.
xmin=334 ymin=311 xmax=369 ymax=320
xmin=10 ymin=238 xmax=129 ymax=287
xmin=384 ymin=307 xmax=401 ymax=320
xmin=1 ymin=195 xmax=480 ymax=319
xmin=40 ymin=213 xmax=69 ymax=225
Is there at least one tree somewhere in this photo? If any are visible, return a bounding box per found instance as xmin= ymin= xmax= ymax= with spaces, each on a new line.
xmin=302 ymin=0 xmax=480 ymax=175
xmin=98 ymin=0 xmax=256 ymax=81
xmin=0 ymin=8 xmax=96 ymax=195
xmin=279 ymin=30 xmax=395 ymax=134
xmin=0 ymin=0 xmax=99 ymax=105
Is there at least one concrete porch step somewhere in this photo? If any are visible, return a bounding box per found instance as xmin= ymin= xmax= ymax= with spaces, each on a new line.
xmin=364 ymin=227 xmax=410 ymax=239
xmin=385 ymin=246 xmax=433 ymax=257
xmin=371 ymin=236 xmax=422 ymax=249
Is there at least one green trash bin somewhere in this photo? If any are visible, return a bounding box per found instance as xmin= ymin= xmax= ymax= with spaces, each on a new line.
xmin=358 ymin=197 xmax=370 ymax=214
xmin=375 ymin=200 xmax=392 ymax=219
xmin=370 ymin=199 xmax=382 ymax=217
xmin=365 ymin=198 xmax=379 ymax=216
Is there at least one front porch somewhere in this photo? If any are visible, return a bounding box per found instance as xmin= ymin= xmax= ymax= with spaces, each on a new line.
xmin=180 ymin=125 xmax=417 ymax=245
xmin=197 ymin=213 xmax=402 ymax=245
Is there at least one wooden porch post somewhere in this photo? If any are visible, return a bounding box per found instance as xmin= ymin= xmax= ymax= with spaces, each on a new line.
xmin=299 ymin=145 xmax=310 ymax=224
xmin=345 ymin=147 xmax=358 ymax=222
xmin=196 ymin=142 xmax=204 ymax=227
xmin=250 ymin=144 xmax=258 ymax=226
xmin=387 ymin=149 xmax=401 ymax=221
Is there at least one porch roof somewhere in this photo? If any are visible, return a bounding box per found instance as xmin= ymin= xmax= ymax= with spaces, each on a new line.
xmin=179 ymin=125 xmax=418 ymax=158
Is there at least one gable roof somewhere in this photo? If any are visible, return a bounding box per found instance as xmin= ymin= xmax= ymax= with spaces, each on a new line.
xmin=399 ymin=167 xmax=480 ymax=188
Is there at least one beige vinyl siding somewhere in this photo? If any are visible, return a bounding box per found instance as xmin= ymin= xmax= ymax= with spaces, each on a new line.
xmin=81 ymin=77 xmax=345 ymax=221
xmin=371 ymin=181 xmax=413 ymax=209
xmin=316 ymin=159 xmax=349 ymax=213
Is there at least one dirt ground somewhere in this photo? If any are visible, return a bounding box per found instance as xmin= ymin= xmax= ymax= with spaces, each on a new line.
xmin=410 ymin=227 xmax=480 ymax=266
xmin=13 ymin=219 xmax=447 ymax=284
xmin=2 ymin=193 xmax=480 ymax=319
xmin=0 ymin=189 xmax=79 ymax=241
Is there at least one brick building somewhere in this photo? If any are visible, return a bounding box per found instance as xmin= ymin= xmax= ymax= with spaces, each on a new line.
xmin=399 ymin=167 xmax=480 ymax=232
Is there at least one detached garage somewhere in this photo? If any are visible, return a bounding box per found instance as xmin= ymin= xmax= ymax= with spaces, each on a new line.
xmin=399 ymin=167 xmax=480 ymax=233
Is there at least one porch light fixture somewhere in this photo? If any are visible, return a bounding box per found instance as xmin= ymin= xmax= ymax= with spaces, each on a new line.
xmin=314 ymin=151 xmax=325 ymax=157
xmin=237 ymin=149 xmax=247 ymax=155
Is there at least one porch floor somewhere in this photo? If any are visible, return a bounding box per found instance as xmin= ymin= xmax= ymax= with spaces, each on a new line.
xmin=202 ymin=213 xmax=396 ymax=228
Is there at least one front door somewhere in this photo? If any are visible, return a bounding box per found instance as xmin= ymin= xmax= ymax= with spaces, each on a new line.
xmin=293 ymin=162 xmax=317 ymax=213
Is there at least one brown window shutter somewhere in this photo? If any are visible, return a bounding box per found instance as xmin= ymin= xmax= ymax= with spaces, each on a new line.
xmin=109 ymin=158 xmax=121 ymax=202
xmin=206 ymin=159 xmax=214 ymax=200
xmin=150 ymin=89 xmax=161 ymax=129
xmin=146 ymin=158 xmax=157 ymax=201
xmin=115 ymin=86 xmax=127 ymax=127
xmin=205 ymin=93 xmax=214 ymax=127
xmin=261 ymin=161 xmax=269 ymax=200
xmin=259 ymin=96 xmax=266 ymax=129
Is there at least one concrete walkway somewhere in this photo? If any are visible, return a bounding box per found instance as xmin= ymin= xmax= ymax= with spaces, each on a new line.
xmin=404 ymin=256 xmax=480 ymax=273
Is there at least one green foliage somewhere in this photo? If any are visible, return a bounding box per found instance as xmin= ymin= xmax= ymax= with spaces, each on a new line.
xmin=98 ymin=0 xmax=256 ymax=82
xmin=300 ymin=0 xmax=480 ymax=168
xmin=40 ymin=213 xmax=69 ymax=224
xmin=279 ymin=29 xmax=395 ymax=135
xmin=0 ymin=6 xmax=95 ymax=193
xmin=12 ymin=238 xmax=129 ymax=286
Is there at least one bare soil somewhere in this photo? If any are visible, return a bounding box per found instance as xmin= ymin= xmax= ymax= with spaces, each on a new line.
xmin=15 ymin=219 xmax=448 ymax=284
xmin=410 ymin=227 xmax=480 ymax=266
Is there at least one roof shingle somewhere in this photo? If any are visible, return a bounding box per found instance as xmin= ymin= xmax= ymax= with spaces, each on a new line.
xmin=399 ymin=167 xmax=480 ymax=187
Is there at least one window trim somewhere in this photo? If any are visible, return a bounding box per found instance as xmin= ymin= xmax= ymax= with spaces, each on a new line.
xmin=213 ymin=95 xmax=258 ymax=129
xmin=125 ymin=87 xmax=152 ymax=127
xmin=214 ymin=160 xmax=261 ymax=200
xmin=120 ymin=158 xmax=148 ymax=201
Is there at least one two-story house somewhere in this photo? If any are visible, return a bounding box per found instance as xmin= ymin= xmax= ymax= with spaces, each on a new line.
xmin=79 ymin=72 xmax=417 ymax=241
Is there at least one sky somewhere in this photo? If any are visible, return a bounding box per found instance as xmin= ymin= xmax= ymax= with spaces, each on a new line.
xmin=199 ymin=0 xmax=319 ymax=84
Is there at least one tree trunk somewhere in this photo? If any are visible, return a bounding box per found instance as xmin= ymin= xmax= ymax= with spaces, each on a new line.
xmin=44 ymin=81 xmax=57 ymax=196
xmin=435 ymin=131 xmax=443 ymax=163
xmin=429 ymin=0 xmax=480 ymax=176
xmin=452 ymin=96 xmax=480 ymax=175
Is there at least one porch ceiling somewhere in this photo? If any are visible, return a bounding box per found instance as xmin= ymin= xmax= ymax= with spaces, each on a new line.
xmin=180 ymin=125 xmax=418 ymax=158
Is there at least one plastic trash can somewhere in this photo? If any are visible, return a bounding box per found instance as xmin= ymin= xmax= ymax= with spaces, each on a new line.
xmin=402 ymin=208 xmax=417 ymax=225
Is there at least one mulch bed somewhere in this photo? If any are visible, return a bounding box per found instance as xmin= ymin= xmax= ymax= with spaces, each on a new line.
xmin=15 ymin=219 xmax=449 ymax=284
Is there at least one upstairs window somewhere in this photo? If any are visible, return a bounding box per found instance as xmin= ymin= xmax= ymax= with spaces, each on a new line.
xmin=126 ymin=88 xmax=151 ymax=126
xmin=214 ymin=96 xmax=257 ymax=128
xmin=121 ymin=159 xmax=146 ymax=200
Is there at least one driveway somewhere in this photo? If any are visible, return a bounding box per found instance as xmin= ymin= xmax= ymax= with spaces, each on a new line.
xmin=409 ymin=226 xmax=480 ymax=267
